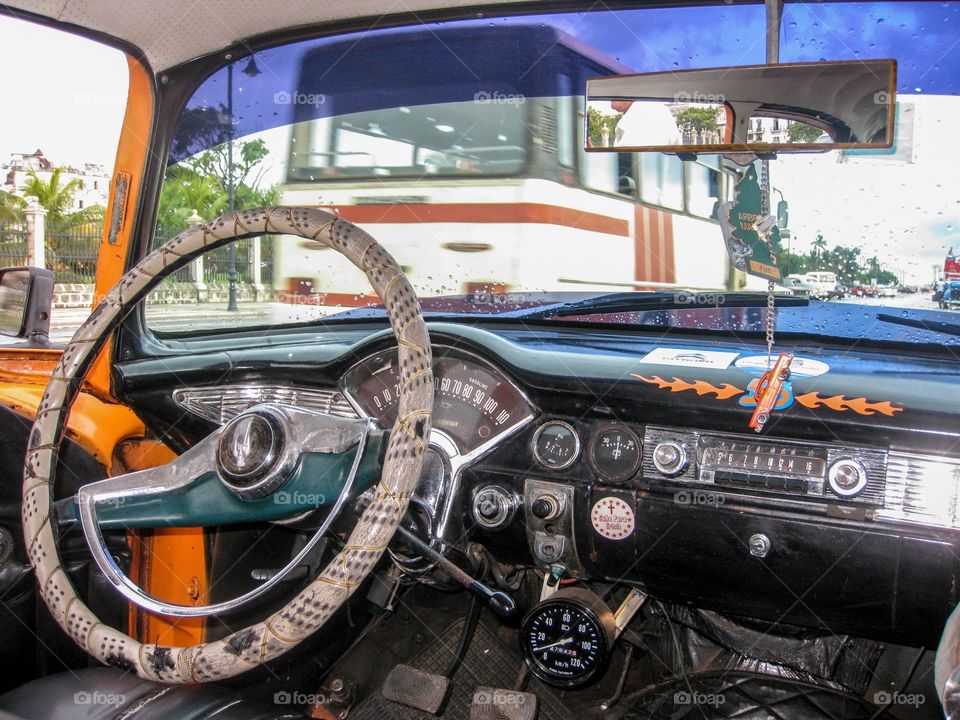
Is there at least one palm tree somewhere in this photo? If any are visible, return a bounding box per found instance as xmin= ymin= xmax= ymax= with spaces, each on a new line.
xmin=809 ymin=233 xmax=827 ymax=269
xmin=21 ymin=167 xmax=102 ymax=228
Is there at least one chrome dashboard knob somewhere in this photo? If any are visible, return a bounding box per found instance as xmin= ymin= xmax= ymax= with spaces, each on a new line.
xmin=828 ymin=458 xmax=868 ymax=497
xmin=653 ymin=440 xmax=688 ymax=477
xmin=472 ymin=485 xmax=517 ymax=530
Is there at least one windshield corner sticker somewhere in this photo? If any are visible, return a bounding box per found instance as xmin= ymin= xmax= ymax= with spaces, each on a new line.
xmin=631 ymin=369 xmax=904 ymax=417
xmin=639 ymin=347 xmax=739 ymax=370
xmin=719 ymin=166 xmax=783 ymax=281
xmin=591 ymin=497 xmax=634 ymax=540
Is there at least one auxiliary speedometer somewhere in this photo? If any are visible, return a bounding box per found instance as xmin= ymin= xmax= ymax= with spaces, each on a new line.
xmin=521 ymin=588 xmax=615 ymax=687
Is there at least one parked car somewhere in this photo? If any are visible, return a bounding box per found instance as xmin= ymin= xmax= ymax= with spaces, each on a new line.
xmin=1 ymin=3 xmax=960 ymax=720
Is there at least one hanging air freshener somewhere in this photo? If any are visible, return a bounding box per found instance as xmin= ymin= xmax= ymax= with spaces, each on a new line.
xmin=718 ymin=165 xmax=783 ymax=282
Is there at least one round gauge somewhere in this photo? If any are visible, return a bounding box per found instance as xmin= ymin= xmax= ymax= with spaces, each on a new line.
xmin=590 ymin=425 xmax=642 ymax=482
xmin=532 ymin=421 xmax=580 ymax=470
xmin=521 ymin=588 xmax=615 ymax=688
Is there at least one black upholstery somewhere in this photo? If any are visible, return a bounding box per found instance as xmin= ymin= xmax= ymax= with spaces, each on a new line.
xmin=0 ymin=668 xmax=303 ymax=719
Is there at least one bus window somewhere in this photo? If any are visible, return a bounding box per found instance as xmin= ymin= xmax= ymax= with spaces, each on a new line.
xmin=556 ymin=76 xmax=575 ymax=169
xmin=686 ymin=157 xmax=723 ymax=219
xmin=298 ymin=100 xmax=528 ymax=179
xmin=640 ymin=153 xmax=683 ymax=211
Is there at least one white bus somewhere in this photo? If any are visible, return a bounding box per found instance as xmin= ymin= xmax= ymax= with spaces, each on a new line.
xmin=274 ymin=24 xmax=741 ymax=307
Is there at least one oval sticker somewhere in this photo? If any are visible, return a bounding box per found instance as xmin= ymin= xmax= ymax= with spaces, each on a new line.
xmin=735 ymin=355 xmax=829 ymax=378
xmin=591 ymin=497 xmax=635 ymax=540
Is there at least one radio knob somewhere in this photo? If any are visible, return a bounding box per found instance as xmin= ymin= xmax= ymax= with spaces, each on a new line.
xmin=653 ymin=440 xmax=688 ymax=477
xmin=828 ymin=458 xmax=868 ymax=497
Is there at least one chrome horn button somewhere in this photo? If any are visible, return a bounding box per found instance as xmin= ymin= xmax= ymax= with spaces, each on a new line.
xmin=216 ymin=410 xmax=287 ymax=499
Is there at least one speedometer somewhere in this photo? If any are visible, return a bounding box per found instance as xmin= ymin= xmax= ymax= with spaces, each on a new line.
xmin=341 ymin=348 xmax=535 ymax=455
xmin=521 ymin=588 xmax=615 ymax=688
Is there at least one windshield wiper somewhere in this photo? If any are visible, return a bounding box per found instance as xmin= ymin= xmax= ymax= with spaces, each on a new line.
xmin=876 ymin=313 xmax=960 ymax=338
xmin=509 ymin=291 xmax=808 ymax=320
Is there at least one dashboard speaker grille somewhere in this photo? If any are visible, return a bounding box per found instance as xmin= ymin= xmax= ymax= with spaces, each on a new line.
xmin=172 ymin=384 xmax=359 ymax=425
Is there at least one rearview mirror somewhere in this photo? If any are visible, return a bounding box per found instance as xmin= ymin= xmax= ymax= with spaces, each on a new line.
xmin=0 ymin=267 xmax=54 ymax=346
xmin=585 ymin=60 xmax=895 ymax=154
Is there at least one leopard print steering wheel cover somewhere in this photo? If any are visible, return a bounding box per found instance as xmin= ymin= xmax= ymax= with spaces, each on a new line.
xmin=22 ymin=207 xmax=433 ymax=682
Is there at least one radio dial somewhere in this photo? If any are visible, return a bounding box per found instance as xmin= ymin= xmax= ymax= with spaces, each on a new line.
xmin=653 ymin=440 xmax=688 ymax=477
xmin=828 ymin=458 xmax=868 ymax=497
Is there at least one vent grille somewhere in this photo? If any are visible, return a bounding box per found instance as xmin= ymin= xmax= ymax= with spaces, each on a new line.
xmin=538 ymin=105 xmax=558 ymax=154
xmin=877 ymin=453 xmax=960 ymax=528
xmin=173 ymin=384 xmax=358 ymax=425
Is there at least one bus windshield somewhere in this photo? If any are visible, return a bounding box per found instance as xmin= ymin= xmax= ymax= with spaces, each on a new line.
xmin=148 ymin=3 xmax=960 ymax=346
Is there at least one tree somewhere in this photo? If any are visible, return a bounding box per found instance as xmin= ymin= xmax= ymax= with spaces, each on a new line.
xmin=0 ymin=190 xmax=23 ymax=224
xmin=156 ymin=139 xmax=278 ymax=241
xmin=21 ymin=167 xmax=103 ymax=228
xmin=787 ymin=122 xmax=824 ymax=143
xmin=674 ymin=106 xmax=720 ymax=140
xmin=587 ymin=106 xmax=622 ymax=147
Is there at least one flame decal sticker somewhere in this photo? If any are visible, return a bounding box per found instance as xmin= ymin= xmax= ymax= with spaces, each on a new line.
xmin=632 ymin=374 xmax=905 ymax=417
xmin=794 ymin=392 xmax=903 ymax=416
xmin=631 ymin=374 xmax=745 ymax=400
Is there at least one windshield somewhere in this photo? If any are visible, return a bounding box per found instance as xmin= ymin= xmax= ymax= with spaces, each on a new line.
xmin=147 ymin=2 xmax=960 ymax=346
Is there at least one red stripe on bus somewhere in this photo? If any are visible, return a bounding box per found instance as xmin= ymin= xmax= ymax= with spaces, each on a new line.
xmin=319 ymin=203 xmax=630 ymax=237
xmin=634 ymin=205 xmax=676 ymax=285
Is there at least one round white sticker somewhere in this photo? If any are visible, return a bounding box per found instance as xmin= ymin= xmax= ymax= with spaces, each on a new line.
xmin=591 ymin=497 xmax=635 ymax=540
xmin=735 ymin=355 xmax=830 ymax=378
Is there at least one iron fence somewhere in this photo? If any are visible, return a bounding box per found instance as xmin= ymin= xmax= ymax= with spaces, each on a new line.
xmin=46 ymin=222 xmax=101 ymax=283
xmin=0 ymin=223 xmax=27 ymax=267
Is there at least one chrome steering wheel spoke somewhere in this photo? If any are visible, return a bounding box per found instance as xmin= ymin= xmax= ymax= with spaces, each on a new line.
xmin=71 ymin=406 xmax=382 ymax=617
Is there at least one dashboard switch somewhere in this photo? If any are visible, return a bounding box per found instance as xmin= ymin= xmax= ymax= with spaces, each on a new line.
xmin=653 ymin=440 xmax=688 ymax=477
xmin=532 ymin=495 xmax=561 ymax=521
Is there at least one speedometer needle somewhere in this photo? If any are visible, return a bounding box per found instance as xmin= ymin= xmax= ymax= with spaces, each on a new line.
xmin=532 ymin=637 xmax=573 ymax=653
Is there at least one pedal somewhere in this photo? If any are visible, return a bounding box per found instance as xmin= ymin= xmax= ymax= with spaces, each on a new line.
xmin=470 ymin=687 xmax=538 ymax=720
xmin=381 ymin=664 xmax=449 ymax=715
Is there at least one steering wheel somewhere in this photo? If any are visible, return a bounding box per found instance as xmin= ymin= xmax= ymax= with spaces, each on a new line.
xmin=22 ymin=207 xmax=434 ymax=682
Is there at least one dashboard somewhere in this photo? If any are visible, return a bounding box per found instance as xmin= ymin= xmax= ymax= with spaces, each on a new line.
xmin=118 ymin=322 xmax=960 ymax=648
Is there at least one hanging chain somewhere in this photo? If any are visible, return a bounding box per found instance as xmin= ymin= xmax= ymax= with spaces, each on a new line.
xmin=760 ymin=159 xmax=775 ymax=367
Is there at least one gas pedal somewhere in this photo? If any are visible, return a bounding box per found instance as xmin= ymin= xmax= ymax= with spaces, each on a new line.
xmin=470 ymin=687 xmax=538 ymax=720
xmin=381 ymin=664 xmax=450 ymax=715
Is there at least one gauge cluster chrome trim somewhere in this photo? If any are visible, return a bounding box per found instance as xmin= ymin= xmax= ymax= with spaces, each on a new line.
xmin=173 ymin=384 xmax=358 ymax=424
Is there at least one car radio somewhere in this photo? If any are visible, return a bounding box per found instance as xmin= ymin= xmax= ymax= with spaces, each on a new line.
xmin=642 ymin=426 xmax=887 ymax=505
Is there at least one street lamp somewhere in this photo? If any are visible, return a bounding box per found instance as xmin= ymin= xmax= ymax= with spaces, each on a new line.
xmin=225 ymin=55 xmax=262 ymax=311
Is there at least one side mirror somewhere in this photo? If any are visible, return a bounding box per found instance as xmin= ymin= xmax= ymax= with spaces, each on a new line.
xmin=0 ymin=267 xmax=54 ymax=346
xmin=777 ymin=200 xmax=789 ymax=229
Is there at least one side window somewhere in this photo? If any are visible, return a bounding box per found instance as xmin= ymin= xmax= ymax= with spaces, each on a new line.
xmin=0 ymin=17 xmax=127 ymax=344
xmin=640 ymin=154 xmax=683 ymax=211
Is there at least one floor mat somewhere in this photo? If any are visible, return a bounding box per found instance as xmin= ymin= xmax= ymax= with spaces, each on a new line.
xmin=351 ymin=618 xmax=574 ymax=720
